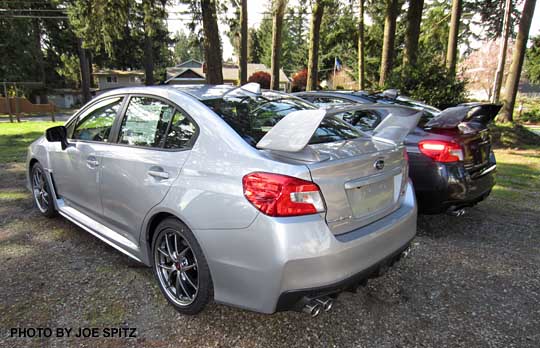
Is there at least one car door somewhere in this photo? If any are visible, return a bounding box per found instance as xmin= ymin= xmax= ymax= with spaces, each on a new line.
xmin=99 ymin=95 xmax=198 ymax=246
xmin=49 ymin=96 xmax=124 ymax=220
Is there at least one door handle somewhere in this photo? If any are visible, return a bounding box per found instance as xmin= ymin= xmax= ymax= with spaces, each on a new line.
xmin=148 ymin=170 xmax=169 ymax=179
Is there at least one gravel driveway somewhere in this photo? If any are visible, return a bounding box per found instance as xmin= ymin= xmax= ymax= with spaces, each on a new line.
xmin=1 ymin=153 xmax=539 ymax=348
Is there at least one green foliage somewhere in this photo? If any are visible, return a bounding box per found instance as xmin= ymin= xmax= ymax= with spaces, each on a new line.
xmin=254 ymin=0 xmax=309 ymax=74
xmin=173 ymin=31 xmax=204 ymax=64
xmin=55 ymin=54 xmax=81 ymax=87
xmin=525 ymin=35 xmax=540 ymax=84
xmin=386 ymin=62 xmax=468 ymax=109
xmin=515 ymin=97 xmax=540 ymax=124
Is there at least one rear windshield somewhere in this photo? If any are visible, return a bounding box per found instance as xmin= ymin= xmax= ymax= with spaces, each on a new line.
xmin=203 ymin=91 xmax=362 ymax=147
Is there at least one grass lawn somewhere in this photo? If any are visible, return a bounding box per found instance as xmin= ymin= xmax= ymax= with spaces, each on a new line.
xmin=0 ymin=121 xmax=62 ymax=163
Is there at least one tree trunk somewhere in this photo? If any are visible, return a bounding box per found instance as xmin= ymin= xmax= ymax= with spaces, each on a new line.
xmin=77 ymin=38 xmax=92 ymax=103
xmin=491 ymin=0 xmax=512 ymax=103
xmin=499 ymin=0 xmax=537 ymax=122
xmin=357 ymin=0 xmax=365 ymax=90
xmin=32 ymin=18 xmax=48 ymax=103
xmin=201 ymin=0 xmax=224 ymax=84
xmin=403 ymin=0 xmax=424 ymax=68
xmin=379 ymin=0 xmax=399 ymax=86
xmin=446 ymin=0 xmax=462 ymax=75
xmin=239 ymin=0 xmax=248 ymax=85
xmin=306 ymin=0 xmax=325 ymax=91
xmin=271 ymin=0 xmax=287 ymax=90
xmin=144 ymin=34 xmax=155 ymax=85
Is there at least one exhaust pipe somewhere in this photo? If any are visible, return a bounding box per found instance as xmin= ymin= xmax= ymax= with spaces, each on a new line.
xmin=315 ymin=297 xmax=334 ymax=312
xmin=447 ymin=207 xmax=466 ymax=217
xmin=302 ymin=301 xmax=322 ymax=317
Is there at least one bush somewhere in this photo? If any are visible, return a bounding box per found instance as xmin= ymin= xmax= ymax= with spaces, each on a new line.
xmin=519 ymin=108 xmax=540 ymax=124
xmin=247 ymin=71 xmax=271 ymax=89
xmin=291 ymin=69 xmax=308 ymax=92
xmin=385 ymin=62 xmax=468 ymax=109
xmin=515 ymin=97 xmax=540 ymax=124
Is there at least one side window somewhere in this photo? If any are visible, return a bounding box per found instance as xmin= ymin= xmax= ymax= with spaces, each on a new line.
xmin=164 ymin=111 xmax=197 ymax=149
xmin=119 ymin=97 xmax=175 ymax=148
xmin=71 ymin=97 xmax=123 ymax=142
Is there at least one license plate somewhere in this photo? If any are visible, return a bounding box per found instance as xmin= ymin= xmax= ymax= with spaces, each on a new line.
xmin=346 ymin=176 xmax=395 ymax=218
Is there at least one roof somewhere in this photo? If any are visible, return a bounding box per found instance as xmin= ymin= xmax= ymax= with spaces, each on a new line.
xmin=175 ymin=59 xmax=203 ymax=68
xmin=94 ymin=69 xmax=145 ymax=76
xmin=165 ymin=63 xmax=289 ymax=84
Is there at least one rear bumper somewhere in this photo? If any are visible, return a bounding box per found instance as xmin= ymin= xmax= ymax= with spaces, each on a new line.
xmin=193 ymin=181 xmax=417 ymax=313
xmin=411 ymin=155 xmax=496 ymax=214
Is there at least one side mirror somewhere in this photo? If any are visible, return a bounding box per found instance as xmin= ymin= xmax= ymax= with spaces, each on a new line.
xmin=45 ymin=126 xmax=70 ymax=150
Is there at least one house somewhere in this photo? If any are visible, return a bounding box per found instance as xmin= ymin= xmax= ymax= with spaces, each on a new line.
xmin=94 ymin=69 xmax=145 ymax=92
xmin=165 ymin=60 xmax=290 ymax=91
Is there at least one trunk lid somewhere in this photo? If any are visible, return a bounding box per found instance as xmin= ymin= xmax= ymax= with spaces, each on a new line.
xmin=257 ymin=106 xmax=420 ymax=235
xmin=425 ymin=103 xmax=501 ymax=174
xmin=307 ymin=139 xmax=407 ymax=234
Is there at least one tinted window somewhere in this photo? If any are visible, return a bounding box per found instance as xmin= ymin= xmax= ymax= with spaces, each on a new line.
xmin=72 ymin=97 xmax=123 ymax=142
xmin=334 ymin=110 xmax=381 ymax=131
xmin=119 ymin=97 xmax=175 ymax=148
xmin=204 ymin=92 xmax=362 ymax=147
xmin=164 ymin=111 xmax=197 ymax=149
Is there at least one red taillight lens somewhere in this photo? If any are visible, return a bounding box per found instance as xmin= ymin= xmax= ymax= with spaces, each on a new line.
xmin=242 ymin=172 xmax=325 ymax=217
xmin=418 ymin=140 xmax=464 ymax=163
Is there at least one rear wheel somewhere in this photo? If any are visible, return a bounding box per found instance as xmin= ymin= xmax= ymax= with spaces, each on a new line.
xmin=151 ymin=218 xmax=212 ymax=315
xmin=31 ymin=163 xmax=57 ymax=217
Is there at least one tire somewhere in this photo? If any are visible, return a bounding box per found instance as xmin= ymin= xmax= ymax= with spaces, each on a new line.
xmin=151 ymin=218 xmax=213 ymax=315
xmin=31 ymin=162 xmax=57 ymax=218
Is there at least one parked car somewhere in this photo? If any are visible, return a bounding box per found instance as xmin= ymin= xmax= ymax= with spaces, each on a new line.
xmin=294 ymin=91 xmax=499 ymax=215
xmin=27 ymin=84 xmax=418 ymax=316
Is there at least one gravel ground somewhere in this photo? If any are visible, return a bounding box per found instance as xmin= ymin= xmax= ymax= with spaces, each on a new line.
xmin=1 ymin=152 xmax=539 ymax=348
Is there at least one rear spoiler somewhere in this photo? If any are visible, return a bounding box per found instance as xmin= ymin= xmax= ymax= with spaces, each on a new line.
xmin=426 ymin=103 xmax=502 ymax=129
xmin=256 ymin=106 xmax=421 ymax=152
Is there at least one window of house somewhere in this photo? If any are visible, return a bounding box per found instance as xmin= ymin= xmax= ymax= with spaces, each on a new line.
xmin=106 ymin=76 xmax=118 ymax=83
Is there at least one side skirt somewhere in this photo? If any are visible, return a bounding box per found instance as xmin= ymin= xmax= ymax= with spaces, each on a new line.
xmin=57 ymin=201 xmax=143 ymax=263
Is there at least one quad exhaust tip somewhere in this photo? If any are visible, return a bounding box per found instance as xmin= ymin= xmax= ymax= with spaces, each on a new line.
xmin=302 ymin=302 xmax=322 ymax=317
xmin=315 ymin=297 xmax=334 ymax=312
xmin=447 ymin=207 xmax=466 ymax=217
xmin=302 ymin=296 xmax=334 ymax=317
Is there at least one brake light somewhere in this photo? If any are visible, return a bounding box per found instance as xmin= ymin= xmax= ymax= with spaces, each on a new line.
xmin=418 ymin=140 xmax=463 ymax=163
xmin=242 ymin=172 xmax=325 ymax=217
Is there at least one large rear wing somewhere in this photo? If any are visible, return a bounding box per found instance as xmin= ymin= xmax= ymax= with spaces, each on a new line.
xmin=256 ymin=105 xmax=421 ymax=152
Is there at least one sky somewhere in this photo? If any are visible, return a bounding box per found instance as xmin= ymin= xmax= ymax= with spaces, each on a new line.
xmin=167 ymin=1 xmax=540 ymax=63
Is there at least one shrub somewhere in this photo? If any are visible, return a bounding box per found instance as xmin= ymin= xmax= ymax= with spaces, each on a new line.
xmin=519 ymin=108 xmax=540 ymax=124
xmin=247 ymin=71 xmax=271 ymax=89
xmin=385 ymin=62 xmax=468 ymax=109
xmin=291 ymin=69 xmax=308 ymax=92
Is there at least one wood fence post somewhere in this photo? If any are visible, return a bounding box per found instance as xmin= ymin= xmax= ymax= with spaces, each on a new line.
xmin=14 ymin=83 xmax=21 ymax=123
xmin=3 ymin=81 xmax=13 ymax=123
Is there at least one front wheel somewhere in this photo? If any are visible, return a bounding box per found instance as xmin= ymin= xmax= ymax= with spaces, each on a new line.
xmin=151 ymin=218 xmax=213 ymax=315
xmin=31 ymin=163 xmax=57 ymax=218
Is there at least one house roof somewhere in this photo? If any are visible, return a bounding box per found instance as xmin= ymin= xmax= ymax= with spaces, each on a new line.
xmin=175 ymin=59 xmax=203 ymax=68
xmin=165 ymin=63 xmax=289 ymax=84
xmin=94 ymin=69 xmax=145 ymax=76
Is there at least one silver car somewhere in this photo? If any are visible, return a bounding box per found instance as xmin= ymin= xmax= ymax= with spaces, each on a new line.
xmin=26 ymin=84 xmax=419 ymax=316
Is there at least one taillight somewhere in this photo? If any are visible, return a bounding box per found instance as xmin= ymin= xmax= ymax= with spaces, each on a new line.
xmin=242 ymin=172 xmax=325 ymax=217
xmin=418 ymin=140 xmax=463 ymax=163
